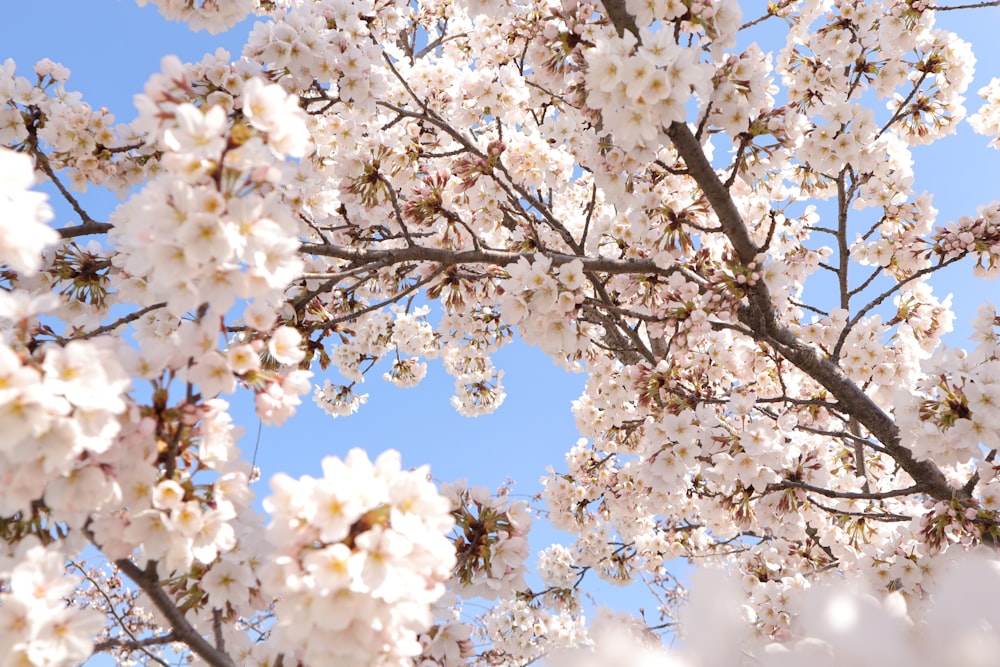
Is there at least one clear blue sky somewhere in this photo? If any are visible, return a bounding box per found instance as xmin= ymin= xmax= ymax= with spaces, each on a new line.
xmin=2 ymin=0 xmax=999 ymax=629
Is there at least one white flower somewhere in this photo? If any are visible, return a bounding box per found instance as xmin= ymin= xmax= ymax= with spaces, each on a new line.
xmin=135 ymin=0 xmax=253 ymax=34
xmin=200 ymin=559 xmax=253 ymax=607
xmin=268 ymin=326 xmax=305 ymax=365
xmin=241 ymin=77 xmax=312 ymax=158
xmin=243 ymin=300 xmax=279 ymax=331
xmin=42 ymin=340 xmax=129 ymax=412
xmin=557 ymin=259 xmax=586 ymax=291
xmin=226 ymin=343 xmax=261 ymax=374
xmin=261 ymin=449 xmax=455 ymax=667
xmin=162 ymin=103 xmax=227 ymax=157
xmin=187 ymin=351 xmax=237 ymax=396
xmin=152 ymin=480 xmax=186 ymax=510
xmin=0 ymin=147 xmax=57 ymax=275
xmin=0 ymin=542 xmax=103 ymax=667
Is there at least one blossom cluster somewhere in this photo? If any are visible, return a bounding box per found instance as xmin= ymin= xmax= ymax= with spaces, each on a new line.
xmin=897 ymin=302 xmax=1000 ymax=471
xmin=970 ymin=77 xmax=1000 ymax=149
xmin=3 ymin=0 xmax=1000 ymax=666
xmin=261 ymin=449 xmax=456 ymax=667
xmin=584 ymin=30 xmax=713 ymax=151
xmin=542 ymin=548 xmax=1000 ymax=667
xmin=312 ymin=304 xmax=438 ymax=416
xmin=445 ymin=481 xmax=532 ymax=600
xmin=482 ymin=596 xmax=586 ymax=664
xmin=0 ymin=334 xmax=131 ymax=526
xmin=931 ymin=201 xmax=1000 ymax=277
xmin=0 ymin=541 xmax=102 ymax=667
xmin=707 ymin=43 xmax=778 ymax=139
xmin=0 ymin=148 xmax=57 ymax=275
xmin=112 ymin=58 xmax=310 ymax=317
xmin=0 ymin=58 xmax=145 ymax=196
xmin=136 ymin=0 xmax=255 ymax=34
xmin=501 ymin=257 xmax=596 ymax=363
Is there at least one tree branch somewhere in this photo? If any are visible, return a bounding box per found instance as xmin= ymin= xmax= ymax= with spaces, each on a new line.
xmin=598 ymin=0 xmax=960 ymax=506
xmin=806 ymin=495 xmax=912 ymax=522
xmin=665 ymin=122 xmax=760 ymax=264
xmin=600 ymin=0 xmax=639 ymax=37
xmin=114 ymin=559 xmax=237 ymax=667
xmin=71 ymin=559 xmax=172 ymax=667
xmin=779 ymin=479 xmax=924 ymax=500
xmin=300 ymin=243 xmax=676 ymax=277
xmin=72 ymin=302 xmax=167 ymax=340
xmin=929 ymin=1 xmax=1000 ymax=9
xmin=58 ymin=221 xmax=114 ymax=239
xmin=93 ymin=632 xmax=178 ymax=654
xmin=664 ymin=94 xmax=958 ymax=505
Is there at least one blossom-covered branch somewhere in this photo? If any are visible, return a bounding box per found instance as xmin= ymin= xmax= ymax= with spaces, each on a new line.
xmin=4 ymin=0 xmax=1000 ymax=666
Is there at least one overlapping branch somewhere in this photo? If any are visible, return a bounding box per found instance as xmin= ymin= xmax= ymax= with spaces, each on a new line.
xmin=598 ymin=0 xmax=960 ymax=504
xmin=300 ymin=242 xmax=676 ymax=277
xmin=114 ymin=558 xmax=237 ymax=667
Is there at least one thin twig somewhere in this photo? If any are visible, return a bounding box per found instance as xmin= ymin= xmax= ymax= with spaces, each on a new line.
xmin=74 ymin=302 xmax=167 ymax=340
xmin=929 ymin=1 xmax=1000 ymax=9
xmin=71 ymin=560 xmax=172 ymax=667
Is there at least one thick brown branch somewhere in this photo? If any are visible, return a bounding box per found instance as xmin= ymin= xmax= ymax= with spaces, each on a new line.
xmin=739 ymin=301 xmax=957 ymax=500
xmin=779 ymin=479 xmax=924 ymax=500
xmin=665 ymin=122 xmax=760 ymax=264
xmin=660 ymin=88 xmax=958 ymax=503
xmin=300 ymin=243 xmax=675 ymax=277
xmin=599 ymin=0 xmax=639 ymax=36
xmin=58 ymin=221 xmax=114 ymax=239
xmin=114 ymin=559 xmax=237 ymax=667
xmin=836 ymin=170 xmax=851 ymax=313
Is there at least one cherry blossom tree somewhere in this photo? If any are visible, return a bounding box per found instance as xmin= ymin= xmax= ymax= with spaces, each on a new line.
xmin=4 ymin=0 xmax=1000 ymax=665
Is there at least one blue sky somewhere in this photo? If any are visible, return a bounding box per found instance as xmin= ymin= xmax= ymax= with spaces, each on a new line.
xmin=2 ymin=0 xmax=1000 ymax=635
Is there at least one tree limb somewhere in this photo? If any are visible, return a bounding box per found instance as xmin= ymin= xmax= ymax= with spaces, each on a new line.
xmin=300 ymin=243 xmax=676 ymax=277
xmin=778 ymin=479 xmax=923 ymax=500
xmin=594 ymin=0 xmax=963 ymax=504
xmin=58 ymin=221 xmax=114 ymax=239
xmin=599 ymin=0 xmax=639 ymax=37
xmin=93 ymin=632 xmax=178 ymax=654
xmin=114 ymin=559 xmax=237 ymax=667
